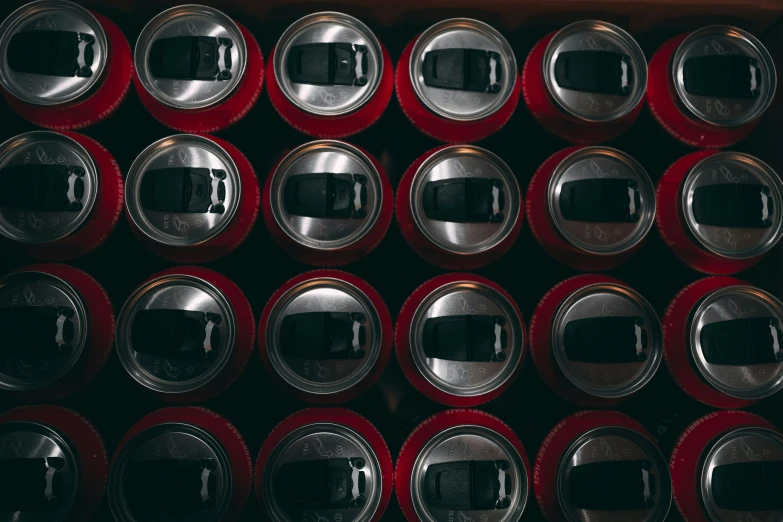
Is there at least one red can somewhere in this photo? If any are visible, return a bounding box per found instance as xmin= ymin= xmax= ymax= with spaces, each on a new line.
xmin=396 ymin=409 xmax=531 ymax=521
xmin=0 ymin=0 xmax=132 ymax=130
xmin=670 ymin=410 xmax=783 ymax=522
xmin=115 ymin=266 xmax=255 ymax=403
xmin=647 ymin=26 xmax=776 ymax=148
xmin=109 ymin=407 xmax=252 ymax=522
xmin=125 ymin=134 xmax=260 ymax=264
xmin=535 ymin=410 xmax=672 ymax=522
xmin=656 ymin=150 xmax=783 ymax=274
xmin=263 ymin=140 xmax=393 ymax=266
xmin=255 ymin=408 xmax=393 ymax=522
xmin=267 ymin=12 xmax=393 ymax=138
xmin=0 ymin=263 xmax=114 ymax=402
xmin=396 ymin=18 xmax=520 ymax=143
xmin=0 ymin=405 xmax=107 ymax=522
xmin=133 ymin=5 xmax=264 ymax=133
xmin=397 ymin=145 xmax=523 ymax=269
xmin=522 ymin=21 xmax=647 ymax=144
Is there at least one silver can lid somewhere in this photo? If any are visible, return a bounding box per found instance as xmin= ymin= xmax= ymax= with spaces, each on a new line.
xmin=262 ymin=422 xmax=383 ymax=521
xmin=551 ymin=282 xmax=663 ymax=399
xmin=265 ymin=276 xmax=383 ymax=396
xmin=0 ymin=0 xmax=108 ymax=106
xmin=558 ymin=427 xmax=671 ymax=522
xmin=409 ymin=18 xmax=517 ymax=122
xmin=689 ymin=285 xmax=783 ymax=400
xmin=681 ymin=152 xmax=783 ymax=259
xmin=134 ymin=5 xmax=247 ymax=110
xmin=672 ymin=26 xmax=776 ymax=127
xmin=700 ymin=426 xmax=783 ymax=520
xmin=0 ymin=271 xmax=87 ymax=392
xmin=109 ymin=422 xmax=232 ymax=522
xmin=409 ymin=279 xmax=524 ymax=398
xmin=543 ymin=21 xmax=647 ymax=123
xmin=0 ymin=131 xmax=99 ymax=245
xmin=268 ymin=141 xmax=384 ymax=251
xmin=0 ymin=420 xmax=79 ymax=521
xmin=547 ymin=147 xmax=655 ymax=255
xmin=273 ymin=12 xmax=384 ymax=116
xmin=125 ymin=134 xmax=242 ymax=247
xmin=410 ymin=146 xmax=521 ymax=255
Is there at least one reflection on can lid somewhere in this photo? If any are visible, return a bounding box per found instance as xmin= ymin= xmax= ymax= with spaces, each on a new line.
xmin=126 ymin=134 xmax=242 ymax=247
xmin=135 ymin=5 xmax=247 ymax=110
xmin=410 ymin=18 xmax=517 ymax=122
xmin=672 ymin=26 xmax=776 ymax=127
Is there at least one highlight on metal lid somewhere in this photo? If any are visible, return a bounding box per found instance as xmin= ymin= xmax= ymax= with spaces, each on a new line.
xmin=135 ymin=4 xmax=247 ymax=110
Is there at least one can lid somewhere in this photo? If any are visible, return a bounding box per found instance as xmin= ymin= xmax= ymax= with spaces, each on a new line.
xmin=0 ymin=0 xmax=108 ymax=106
xmin=116 ymin=273 xmax=236 ymax=395
xmin=0 ymin=131 xmax=99 ymax=244
xmin=109 ymin=422 xmax=232 ymax=522
xmin=551 ymin=282 xmax=663 ymax=399
xmin=125 ymin=134 xmax=242 ymax=247
xmin=261 ymin=422 xmax=383 ymax=521
xmin=672 ymin=26 xmax=776 ymax=127
xmin=409 ymin=18 xmax=517 ymax=122
xmin=410 ymin=146 xmax=521 ymax=254
xmin=0 ymin=420 xmax=79 ymax=520
xmin=273 ymin=12 xmax=384 ymax=116
xmin=543 ymin=21 xmax=647 ymax=123
xmin=134 ymin=5 xmax=247 ymax=110
xmin=409 ymin=279 xmax=524 ymax=398
xmin=410 ymin=424 xmax=528 ymax=521
xmin=689 ymin=285 xmax=783 ymax=400
xmin=558 ymin=427 xmax=671 ymax=522
xmin=0 ymin=271 xmax=87 ymax=392
xmin=547 ymin=147 xmax=655 ymax=255
xmin=682 ymin=152 xmax=783 ymax=259
xmin=269 ymin=141 xmax=384 ymax=251
xmin=265 ymin=276 xmax=383 ymax=396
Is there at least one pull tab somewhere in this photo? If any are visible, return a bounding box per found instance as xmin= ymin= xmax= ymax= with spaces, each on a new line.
xmin=424 ymin=460 xmax=512 ymax=510
xmin=124 ymin=458 xmax=218 ymax=514
xmin=130 ymin=309 xmax=221 ymax=360
xmin=0 ymin=457 xmax=66 ymax=511
xmin=1 ymin=306 xmax=75 ymax=356
xmin=140 ymin=167 xmax=226 ymax=214
xmin=554 ymin=51 xmax=633 ymax=95
xmin=700 ymin=317 xmax=783 ymax=365
xmin=423 ymin=178 xmax=505 ymax=223
xmin=287 ymin=42 xmax=368 ymax=86
xmin=692 ymin=184 xmax=774 ymax=228
xmin=149 ymin=36 xmax=233 ymax=81
xmin=564 ymin=316 xmax=648 ymax=363
xmin=422 ymin=48 xmax=503 ymax=93
xmin=683 ymin=55 xmax=761 ymax=99
xmin=568 ymin=460 xmax=656 ymax=510
xmin=423 ymin=315 xmax=507 ymax=362
xmin=7 ymin=30 xmax=95 ymax=78
xmin=283 ymin=173 xmax=368 ymax=219
xmin=276 ymin=457 xmax=367 ymax=509
xmin=0 ymin=164 xmax=86 ymax=212
xmin=559 ymin=178 xmax=641 ymax=223
xmin=279 ymin=312 xmax=366 ymax=360
xmin=711 ymin=461 xmax=783 ymax=511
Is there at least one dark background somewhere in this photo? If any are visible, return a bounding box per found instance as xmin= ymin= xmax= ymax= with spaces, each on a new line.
xmin=1 ymin=0 xmax=782 ymax=520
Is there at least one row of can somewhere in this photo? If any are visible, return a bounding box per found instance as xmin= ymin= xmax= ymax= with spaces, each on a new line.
xmin=1 ymin=2 xmax=777 ymax=147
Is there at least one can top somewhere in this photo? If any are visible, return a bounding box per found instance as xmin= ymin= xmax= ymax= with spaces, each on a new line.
xmin=0 ymin=420 xmax=78 ymax=521
xmin=409 ymin=18 xmax=517 ymax=122
xmin=689 ymin=285 xmax=783 ymax=400
xmin=0 ymin=271 xmax=87 ymax=392
xmin=551 ymin=282 xmax=663 ymax=399
xmin=261 ymin=421 xmax=383 ymax=521
xmin=135 ymin=5 xmax=247 ymax=110
xmin=125 ymin=134 xmax=242 ymax=247
xmin=265 ymin=276 xmax=383 ymax=396
xmin=0 ymin=131 xmax=99 ymax=244
xmin=410 ymin=424 xmax=528 ymax=521
xmin=558 ymin=426 xmax=671 ymax=522
xmin=269 ymin=141 xmax=384 ymax=251
xmin=672 ymin=26 xmax=776 ymax=127
xmin=700 ymin=427 xmax=783 ymax=520
xmin=116 ymin=273 xmax=236 ymax=395
xmin=109 ymin=422 xmax=232 ymax=522
xmin=543 ymin=21 xmax=647 ymax=123
xmin=273 ymin=12 xmax=384 ymax=116
xmin=410 ymin=146 xmax=521 ymax=254
xmin=0 ymin=0 xmax=108 ymax=106
xmin=682 ymin=152 xmax=783 ymax=260
xmin=547 ymin=147 xmax=655 ymax=255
